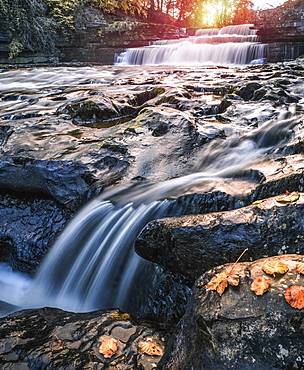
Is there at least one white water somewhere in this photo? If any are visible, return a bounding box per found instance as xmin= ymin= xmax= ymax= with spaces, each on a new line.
xmin=116 ymin=24 xmax=267 ymax=66
xmin=0 ymin=109 xmax=299 ymax=315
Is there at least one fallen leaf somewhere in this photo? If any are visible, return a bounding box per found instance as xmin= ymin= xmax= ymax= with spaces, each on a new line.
xmin=98 ymin=337 xmax=118 ymax=358
xmin=227 ymin=270 xmax=240 ymax=286
xmin=276 ymin=191 xmax=300 ymax=204
xmin=49 ymin=338 xmax=65 ymax=351
xmin=284 ymin=286 xmax=304 ymax=309
xmin=262 ymin=260 xmax=289 ymax=276
xmin=250 ymin=275 xmax=271 ymax=295
xmin=296 ymin=262 xmax=304 ymax=275
xmin=252 ymin=199 xmax=266 ymax=205
xmin=139 ymin=340 xmax=163 ymax=356
xmin=205 ymin=271 xmax=228 ymax=295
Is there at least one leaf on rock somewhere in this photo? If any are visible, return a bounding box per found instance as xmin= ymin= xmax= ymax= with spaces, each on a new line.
xmin=262 ymin=260 xmax=289 ymax=276
xmin=139 ymin=340 xmax=163 ymax=356
xmin=227 ymin=270 xmax=240 ymax=286
xmin=206 ymin=271 xmax=228 ymax=295
xmin=250 ymin=275 xmax=271 ymax=295
xmin=98 ymin=337 xmax=118 ymax=358
xmin=252 ymin=199 xmax=266 ymax=205
xmin=276 ymin=191 xmax=300 ymax=204
xmin=49 ymin=338 xmax=65 ymax=351
xmin=284 ymin=286 xmax=304 ymax=309
xmin=296 ymin=262 xmax=304 ymax=275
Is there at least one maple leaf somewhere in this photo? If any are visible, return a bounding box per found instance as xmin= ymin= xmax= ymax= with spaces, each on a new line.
xmin=227 ymin=270 xmax=240 ymax=286
xmin=206 ymin=271 xmax=228 ymax=296
xmin=296 ymin=262 xmax=304 ymax=275
xmin=98 ymin=337 xmax=118 ymax=358
xmin=250 ymin=275 xmax=271 ymax=296
xmin=276 ymin=191 xmax=300 ymax=204
xmin=262 ymin=260 xmax=289 ymax=276
xmin=284 ymin=286 xmax=304 ymax=310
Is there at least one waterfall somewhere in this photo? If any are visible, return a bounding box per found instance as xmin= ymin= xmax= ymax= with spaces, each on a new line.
xmin=115 ymin=24 xmax=267 ymax=66
xmin=0 ymin=109 xmax=298 ymax=315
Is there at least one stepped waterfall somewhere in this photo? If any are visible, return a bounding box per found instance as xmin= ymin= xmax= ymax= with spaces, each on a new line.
xmin=0 ymin=108 xmax=297 ymax=315
xmin=116 ymin=24 xmax=267 ymax=66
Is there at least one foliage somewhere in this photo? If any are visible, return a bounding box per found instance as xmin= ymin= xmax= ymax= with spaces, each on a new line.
xmin=0 ymin=0 xmax=57 ymax=57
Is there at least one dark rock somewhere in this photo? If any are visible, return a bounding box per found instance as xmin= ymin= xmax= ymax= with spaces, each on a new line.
xmin=0 ymin=307 xmax=171 ymax=369
xmin=159 ymin=254 xmax=304 ymax=370
xmin=0 ymin=192 xmax=68 ymax=274
xmin=135 ymin=194 xmax=304 ymax=284
xmin=235 ymin=82 xmax=263 ymax=101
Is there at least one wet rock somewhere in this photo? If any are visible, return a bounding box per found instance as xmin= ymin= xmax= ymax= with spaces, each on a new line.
xmin=0 ymin=192 xmax=68 ymax=274
xmin=0 ymin=307 xmax=171 ymax=370
xmin=159 ymin=254 xmax=304 ymax=370
xmin=235 ymin=82 xmax=263 ymax=101
xmin=135 ymin=194 xmax=304 ymax=284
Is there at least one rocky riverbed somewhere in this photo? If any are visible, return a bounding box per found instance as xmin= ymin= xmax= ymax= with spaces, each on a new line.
xmin=0 ymin=59 xmax=304 ymax=368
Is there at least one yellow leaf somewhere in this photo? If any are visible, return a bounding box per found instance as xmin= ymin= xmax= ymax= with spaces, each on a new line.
xmin=296 ymin=262 xmax=304 ymax=275
xmin=276 ymin=191 xmax=300 ymax=204
xmin=252 ymin=199 xmax=266 ymax=205
xmin=262 ymin=260 xmax=289 ymax=276
xmin=205 ymin=271 xmax=228 ymax=295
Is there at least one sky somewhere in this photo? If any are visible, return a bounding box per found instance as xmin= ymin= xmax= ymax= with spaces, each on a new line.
xmin=252 ymin=0 xmax=286 ymax=9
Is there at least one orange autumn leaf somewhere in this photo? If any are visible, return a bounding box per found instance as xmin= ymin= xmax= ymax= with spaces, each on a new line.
xmin=262 ymin=260 xmax=289 ymax=276
xmin=49 ymin=338 xmax=64 ymax=351
xmin=139 ymin=340 xmax=163 ymax=356
xmin=98 ymin=337 xmax=118 ymax=358
xmin=227 ymin=270 xmax=240 ymax=286
xmin=296 ymin=262 xmax=304 ymax=275
xmin=206 ymin=271 xmax=228 ymax=296
xmin=284 ymin=286 xmax=304 ymax=310
xmin=276 ymin=191 xmax=300 ymax=204
xmin=250 ymin=275 xmax=271 ymax=296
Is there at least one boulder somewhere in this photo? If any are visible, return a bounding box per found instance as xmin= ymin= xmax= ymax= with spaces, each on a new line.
xmin=135 ymin=194 xmax=304 ymax=284
xmin=0 ymin=307 xmax=171 ymax=370
xmin=159 ymin=254 xmax=304 ymax=370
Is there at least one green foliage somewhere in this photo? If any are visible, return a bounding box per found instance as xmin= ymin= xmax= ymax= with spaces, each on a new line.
xmin=0 ymin=0 xmax=57 ymax=57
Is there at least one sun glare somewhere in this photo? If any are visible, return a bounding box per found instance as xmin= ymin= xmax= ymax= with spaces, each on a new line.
xmin=202 ymin=4 xmax=219 ymax=27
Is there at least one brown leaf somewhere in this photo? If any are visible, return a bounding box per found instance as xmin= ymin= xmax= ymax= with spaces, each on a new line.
xmin=98 ymin=337 xmax=118 ymax=358
xmin=139 ymin=340 xmax=163 ymax=356
xmin=250 ymin=275 xmax=271 ymax=295
xmin=262 ymin=260 xmax=289 ymax=276
xmin=205 ymin=271 xmax=228 ymax=295
xmin=296 ymin=262 xmax=304 ymax=275
xmin=284 ymin=286 xmax=304 ymax=309
xmin=227 ymin=270 xmax=240 ymax=286
xmin=276 ymin=191 xmax=300 ymax=204
xmin=49 ymin=339 xmax=64 ymax=351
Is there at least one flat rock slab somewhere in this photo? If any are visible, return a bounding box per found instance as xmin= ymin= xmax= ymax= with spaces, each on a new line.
xmin=136 ymin=193 xmax=304 ymax=284
xmin=159 ymin=254 xmax=304 ymax=370
xmin=0 ymin=307 xmax=170 ymax=370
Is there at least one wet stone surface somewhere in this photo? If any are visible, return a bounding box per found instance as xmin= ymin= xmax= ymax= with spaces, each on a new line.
xmin=0 ymin=307 xmax=171 ymax=370
xmin=159 ymin=254 xmax=304 ymax=370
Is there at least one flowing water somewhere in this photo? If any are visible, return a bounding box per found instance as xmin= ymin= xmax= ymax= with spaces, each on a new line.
xmin=116 ymin=24 xmax=267 ymax=66
xmin=0 ymin=105 xmax=299 ymax=315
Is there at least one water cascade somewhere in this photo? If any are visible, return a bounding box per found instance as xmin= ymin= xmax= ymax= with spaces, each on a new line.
xmin=0 ymin=109 xmax=298 ymax=316
xmin=116 ymin=24 xmax=267 ymax=66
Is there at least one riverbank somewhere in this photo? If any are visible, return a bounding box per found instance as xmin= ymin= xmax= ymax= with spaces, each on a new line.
xmin=0 ymin=59 xmax=304 ymax=368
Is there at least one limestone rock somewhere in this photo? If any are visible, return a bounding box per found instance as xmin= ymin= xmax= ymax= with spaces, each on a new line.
xmin=135 ymin=194 xmax=304 ymax=284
